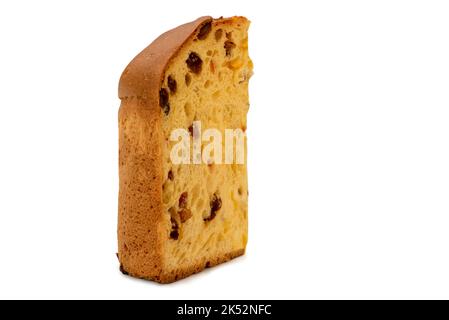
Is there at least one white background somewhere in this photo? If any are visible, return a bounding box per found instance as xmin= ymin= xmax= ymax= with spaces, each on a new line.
xmin=0 ymin=0 xmax=449 ymax=299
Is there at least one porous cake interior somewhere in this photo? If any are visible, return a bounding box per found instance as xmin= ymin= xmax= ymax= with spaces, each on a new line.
xmin=160 ymin=17 xmax=252 ymax=275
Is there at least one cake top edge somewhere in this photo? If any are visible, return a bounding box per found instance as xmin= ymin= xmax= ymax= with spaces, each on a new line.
xmin=118 ymin=16 xmax=249 ymax=101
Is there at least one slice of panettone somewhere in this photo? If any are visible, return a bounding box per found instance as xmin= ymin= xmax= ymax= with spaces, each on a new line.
xmin=118 ymin=16 xmax=252 ymax=283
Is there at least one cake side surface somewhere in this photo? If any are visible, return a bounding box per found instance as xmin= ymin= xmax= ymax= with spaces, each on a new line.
xmin=118 ymin=96 xmax=165 ymax=281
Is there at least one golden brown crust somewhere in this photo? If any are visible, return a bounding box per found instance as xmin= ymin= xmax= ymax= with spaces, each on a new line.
xmin=118 ymin=97 xmax=165 ymax=281
xmin=120 ymin=249 xmax=245 ymax=284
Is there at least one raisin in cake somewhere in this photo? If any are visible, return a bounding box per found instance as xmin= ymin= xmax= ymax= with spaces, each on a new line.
xmin=118 ymin=16 xmax=252 ymax=283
